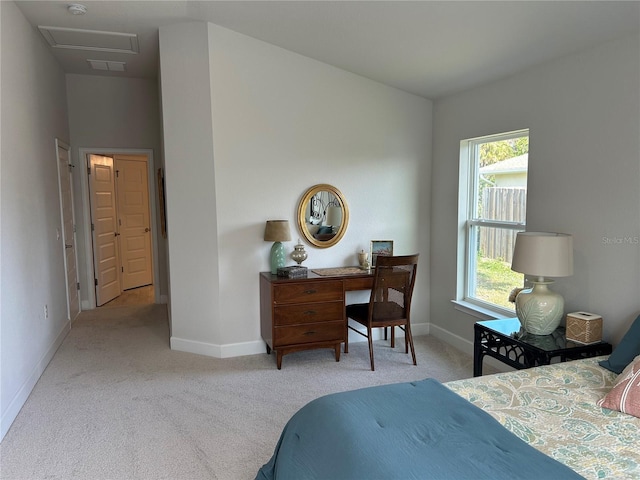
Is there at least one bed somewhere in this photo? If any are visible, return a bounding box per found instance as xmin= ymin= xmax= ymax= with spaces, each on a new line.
xmin=448 ymin=357 xmax=640 ymax=479
xmin=256 ymin=355 xmax=640 ymax=480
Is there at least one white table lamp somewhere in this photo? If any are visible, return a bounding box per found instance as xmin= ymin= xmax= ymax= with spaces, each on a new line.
xmin=511 ymin=232 xmax=573 ymax=335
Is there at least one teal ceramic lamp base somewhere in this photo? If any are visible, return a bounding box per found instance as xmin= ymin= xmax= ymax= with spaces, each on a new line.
xmin=515 ymin=280 xmax=564 ymax=335
xmin=270 ymin=241 xmax=286 ymax=274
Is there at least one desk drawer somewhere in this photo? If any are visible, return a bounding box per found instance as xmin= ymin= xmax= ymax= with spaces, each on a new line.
xmin=344 ymin=276 xmax=374 ymax=291
xmin=273 ymin=281 xmax=343 ymax=304
xmin=274 ymin=321 xmax=344 ymax=347
xmin=274 ymin=301 xmax=343 ymax=326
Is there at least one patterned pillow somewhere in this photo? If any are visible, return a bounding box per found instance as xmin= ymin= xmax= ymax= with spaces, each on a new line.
xmin=598 ymin=354 xmax=640 ymax=418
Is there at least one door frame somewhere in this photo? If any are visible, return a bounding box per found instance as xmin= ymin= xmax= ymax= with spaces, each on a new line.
xmin=55 ymin=138 xmax=81 ymax=322
xmin=79 ymin=147 xmax=160 ymax=309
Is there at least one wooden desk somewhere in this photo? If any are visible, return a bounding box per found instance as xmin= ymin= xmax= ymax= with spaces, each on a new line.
xmin=260 ymin=269 xmax=374 ymax=369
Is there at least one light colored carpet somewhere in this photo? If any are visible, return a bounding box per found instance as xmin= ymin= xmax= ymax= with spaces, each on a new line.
xmin=0 ymin=304 xmax=483 ymax=480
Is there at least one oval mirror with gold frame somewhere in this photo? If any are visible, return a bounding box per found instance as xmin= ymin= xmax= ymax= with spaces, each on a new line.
xmin=297 ymin=184 xmax=349 ymax=248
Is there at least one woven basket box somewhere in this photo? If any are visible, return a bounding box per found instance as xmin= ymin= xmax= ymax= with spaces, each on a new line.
xmin=566 ymin=312 xmax=603 ymax=344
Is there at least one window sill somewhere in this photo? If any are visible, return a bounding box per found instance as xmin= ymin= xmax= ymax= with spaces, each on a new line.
xmin=451 ymin=300 xmax=515 ymax=320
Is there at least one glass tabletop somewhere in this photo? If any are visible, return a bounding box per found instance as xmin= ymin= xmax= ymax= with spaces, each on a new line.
xmin=477 ymin=317 xmax=573 ymax=352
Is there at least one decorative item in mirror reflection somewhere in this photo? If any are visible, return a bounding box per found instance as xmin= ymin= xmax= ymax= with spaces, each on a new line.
xmin=308 ymin=191 xmax=341 ymax=230
xmin=371 ymin=240 xmax=394 ymax=267
xmin=297 ymin=184 xmax=349 ymax=248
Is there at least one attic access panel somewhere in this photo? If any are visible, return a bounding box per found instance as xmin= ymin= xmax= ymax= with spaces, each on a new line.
xmin=38 ymin=26 xmax=139 ymax=54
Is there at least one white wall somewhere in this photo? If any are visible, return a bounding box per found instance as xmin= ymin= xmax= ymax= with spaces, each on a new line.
xmin=65 ymin=75 xmax=166 ymax=305
xmin=0 ymin=2 xmax=71 ymax=440
xmin=431 ymin=33 xmax=640 ymax=350
xmin=160 ymin=22 xmax=432 ymax=356
xmin=159 ymin=22 xmax=221 ymax=352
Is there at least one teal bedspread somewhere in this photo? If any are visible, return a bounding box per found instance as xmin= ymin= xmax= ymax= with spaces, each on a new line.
xmin=256 ymin=378 xmax=583 ymax=480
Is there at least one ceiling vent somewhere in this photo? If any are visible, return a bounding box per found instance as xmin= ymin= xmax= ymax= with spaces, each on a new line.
xmin=87 ymin=59 xmax=126 ymax=72
xmin=38 ymin=26 xmax=138 ymax=54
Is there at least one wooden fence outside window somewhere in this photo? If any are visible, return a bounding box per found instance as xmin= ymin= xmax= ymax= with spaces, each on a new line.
xmin=480 ymin=187 xmax=526 ymax=263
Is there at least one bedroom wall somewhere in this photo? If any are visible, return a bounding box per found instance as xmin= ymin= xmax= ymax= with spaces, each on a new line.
xmin=65 ymin=75 xmax=166 ymax=307
xmin=159 ymin=22 xmax=221 ymax=350
xmin=0 ymin=1 xmax=71 ymax=440
xmin=160 ymin=22 xmax=432 ymax=356
xmin=431 ymin=33 xmax=640 ymax=351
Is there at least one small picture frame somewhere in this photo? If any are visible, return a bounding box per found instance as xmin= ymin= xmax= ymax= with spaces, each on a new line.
xmin=371 ymin=240 xmax=394 ymax=267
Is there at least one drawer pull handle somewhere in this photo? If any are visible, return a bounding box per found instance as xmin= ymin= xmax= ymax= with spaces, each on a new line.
xmin=304 ymin=310 xmax=317 ymax=316
xmin=304 ymin=289 xmax=317 ymax=295
xmin=304 ymin=331 xmax=316 ymax=336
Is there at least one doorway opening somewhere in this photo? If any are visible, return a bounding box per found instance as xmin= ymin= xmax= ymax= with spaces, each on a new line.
xmin=100 ymin=285 xmax=155 ymax=307
xmin=80 ymin=148 xmax=160 ymax=309
xmin=55 ymin=139 xmax=81 ymax=322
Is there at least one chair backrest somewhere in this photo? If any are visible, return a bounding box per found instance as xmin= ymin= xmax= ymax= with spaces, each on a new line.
xmin=369 ymin=254 xmax=419 ymax=323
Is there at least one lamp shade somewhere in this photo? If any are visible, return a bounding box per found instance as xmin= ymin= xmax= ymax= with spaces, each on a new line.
xmin=264 ymin=220 xmax=291 ymax=242
xmin=511 ymin=232 xmax=573 ymax=278
xmin=325 ymin=206 xmax=342 ymax=227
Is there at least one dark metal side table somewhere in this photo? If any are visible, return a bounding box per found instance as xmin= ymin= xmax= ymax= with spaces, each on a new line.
xmin=474 ymin=317 xmax=612 ymax=376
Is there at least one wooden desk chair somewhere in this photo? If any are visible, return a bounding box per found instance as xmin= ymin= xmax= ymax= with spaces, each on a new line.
xmin=345 ymin=254 xmax=419 ymax=371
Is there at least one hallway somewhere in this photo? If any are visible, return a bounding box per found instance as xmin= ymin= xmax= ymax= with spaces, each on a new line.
xmin=101 ymin=285 xmax=154 ymax=308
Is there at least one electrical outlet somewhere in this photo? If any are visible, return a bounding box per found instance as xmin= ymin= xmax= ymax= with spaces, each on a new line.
xmin=44 ymin=304 xmax=48 ymax=319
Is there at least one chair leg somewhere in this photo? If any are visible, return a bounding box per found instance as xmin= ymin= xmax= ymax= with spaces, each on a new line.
xmin=405 ymin=323 xmax=417 ymax=366
xmin=344 ymin=320 xmax=349 ymax=354
xmin=390 ymin=326 xmax=395 ymax=348
xmin=367 ymin=326 xmax=375 ymax=371
xmin=404 ymin=326 xmax=408 ymax=353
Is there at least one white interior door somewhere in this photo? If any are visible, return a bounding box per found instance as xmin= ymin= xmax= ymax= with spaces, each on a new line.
xmin=115 ymin=155 xmax=153 ymax=290
xmin=56 ymin=139 xmax=80 ymax=322
xmin=89 ymin=154 xmax=121 ymax=306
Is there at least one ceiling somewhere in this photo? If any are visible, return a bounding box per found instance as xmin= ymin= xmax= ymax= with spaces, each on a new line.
xmin=14 ymin=1 xmax=640 ymax=99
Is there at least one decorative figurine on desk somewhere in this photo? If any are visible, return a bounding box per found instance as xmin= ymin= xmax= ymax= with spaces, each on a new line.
xmin=291 ymin=239 xmax=308 ymax=265
xmin=357 ymin=250 xmax=370 ymax=270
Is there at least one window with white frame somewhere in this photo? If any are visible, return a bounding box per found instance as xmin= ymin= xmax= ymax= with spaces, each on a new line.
xmin=459 ymin=129 xmax=529 ymax=314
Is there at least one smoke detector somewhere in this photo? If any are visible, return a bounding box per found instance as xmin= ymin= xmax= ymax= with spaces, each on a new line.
xmin=67 ymin=4 xmax=87 ymax=15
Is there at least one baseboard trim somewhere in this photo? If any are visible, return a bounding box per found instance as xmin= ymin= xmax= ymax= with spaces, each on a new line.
xmin=170 ymin=322 xmax=430 ymax=360
xmin=428 ymin=323 xmax=473 ymax=355
xmin=170 ymin=337 xmax=268 ymax=358
xmin=173 ymin=324 xmax=511 ymax=374
xmin=1 ymin=319 xmax=71 ymax=442
xmin=170 ymin=337 xmax=221 ymax=357
xmin=429 ymin=323 xmax=512 ymax=373
xmin=411 ymin=321 xmax=430 ymax=337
